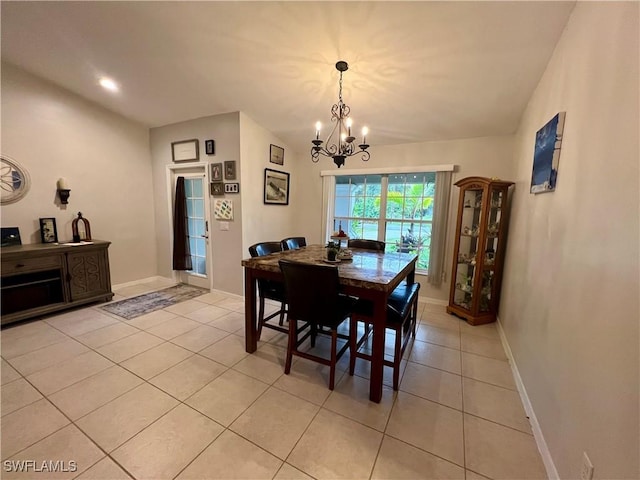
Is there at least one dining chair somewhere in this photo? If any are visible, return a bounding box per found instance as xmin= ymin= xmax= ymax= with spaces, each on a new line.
xmin=280 ymin=237 xmax=307 ymax=251
xmin=347 ymin=239 xmax=385 ymax=252
xmin=346 ymin=237 xmax=420 ymax=389
xmin=279 ymin=259 xmax=356 ymax=390
xmin=349 ymin=281 xmax=421 ymax=390
xmin=248 ymin=242 xmax=287 ymax=340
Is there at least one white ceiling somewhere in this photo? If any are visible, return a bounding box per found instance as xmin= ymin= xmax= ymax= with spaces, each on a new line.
xmin=1 ymin=1 xmax=575 ymax=154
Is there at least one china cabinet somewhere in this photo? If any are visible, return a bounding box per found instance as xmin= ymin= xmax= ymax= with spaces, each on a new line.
xmin=447 ymin=177 xmax=514 ymax=325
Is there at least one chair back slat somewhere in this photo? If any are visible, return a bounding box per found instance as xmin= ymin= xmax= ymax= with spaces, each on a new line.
xmin=249 ymin=242 xmax=285 ymax=298
xmin=347 ymin=239 xmax=385 ymax=252
xmin=281 ymin=237 xmax=307 ymax=251
xmin=249 ymin=242 xmax=282 ymax=257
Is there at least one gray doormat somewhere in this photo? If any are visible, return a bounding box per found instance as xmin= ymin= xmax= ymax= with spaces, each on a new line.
xmin=101 ymin=284 xmax=208 ymax=320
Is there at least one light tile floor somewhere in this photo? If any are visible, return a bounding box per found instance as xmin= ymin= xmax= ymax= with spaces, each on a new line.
xmin=1 ymin=280 xmax=547 ymax=479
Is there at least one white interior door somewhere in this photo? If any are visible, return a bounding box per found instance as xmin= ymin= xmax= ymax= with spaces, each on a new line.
xmin=169 ymin=167 xmax=211 ymax=290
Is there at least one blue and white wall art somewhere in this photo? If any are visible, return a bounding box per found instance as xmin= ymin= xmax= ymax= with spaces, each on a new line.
xmin=530 ymin=112 xmax=566 ymax=194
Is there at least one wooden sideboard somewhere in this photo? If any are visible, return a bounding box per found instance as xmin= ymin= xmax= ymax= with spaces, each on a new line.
xmin=1 ymin=240 xmax=113 ymax=326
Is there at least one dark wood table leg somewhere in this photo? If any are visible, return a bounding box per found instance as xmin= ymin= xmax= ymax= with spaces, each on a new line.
xmin=369 ymin=294 xmax=387 ymax=403
xmin=406 ymin=264 xmax=416 ymax=285
xmin=244 ymin=268 xmax=258 ymax=353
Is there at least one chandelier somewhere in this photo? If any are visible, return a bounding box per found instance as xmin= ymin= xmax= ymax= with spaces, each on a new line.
xmin=311 ymin=61 xmax=370 ymax=168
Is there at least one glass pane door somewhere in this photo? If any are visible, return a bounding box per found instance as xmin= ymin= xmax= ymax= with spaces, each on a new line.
xmin=184 ymin=177 xmax=207 ymax=276
xmin=173 ymin=171 xmax=210 ymax=291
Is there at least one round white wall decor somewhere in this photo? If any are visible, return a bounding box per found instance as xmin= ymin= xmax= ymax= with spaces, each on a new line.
xmin=1 ymin=155 xmax=31 ymax=205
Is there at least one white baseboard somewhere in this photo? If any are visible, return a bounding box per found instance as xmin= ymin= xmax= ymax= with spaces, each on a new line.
xmin=418 ymin=296 xmax=448 ymax=306
xmin=111 ymin=276 xmax=174 ymax=291
xmin=111 ymin=278 xmax=243 ymax=301
xmin=211 ymin=288 xmax=243 ymax=300
xmin=496 ymin=317 xmax=559 ymax=480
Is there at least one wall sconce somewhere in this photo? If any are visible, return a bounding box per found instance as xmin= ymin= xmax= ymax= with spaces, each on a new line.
xmin=57 ymin=177 xmax=70 ymax=204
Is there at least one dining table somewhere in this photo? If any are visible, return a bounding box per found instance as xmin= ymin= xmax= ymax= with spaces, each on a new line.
xmin=241 ymin=244 xmax=418 ymax=403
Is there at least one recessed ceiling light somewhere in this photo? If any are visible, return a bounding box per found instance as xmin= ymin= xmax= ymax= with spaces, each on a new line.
xmin=99 ymin=77 xmax=119 ymax=92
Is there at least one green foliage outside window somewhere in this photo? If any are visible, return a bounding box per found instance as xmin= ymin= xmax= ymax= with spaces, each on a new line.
xmin=334 ymin=173 xmax=436 ymax=272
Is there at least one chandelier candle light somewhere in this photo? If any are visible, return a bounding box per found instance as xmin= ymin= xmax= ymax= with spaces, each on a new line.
xmin=311 ymin=61 xmax=370 ymax=168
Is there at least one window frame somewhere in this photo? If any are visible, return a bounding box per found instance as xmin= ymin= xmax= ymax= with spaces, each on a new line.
xmin=321 ymin=164 xmax=454 ymax=276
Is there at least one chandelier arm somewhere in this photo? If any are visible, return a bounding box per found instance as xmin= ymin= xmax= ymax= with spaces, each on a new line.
xmin=327 ymin=118 xmax=339 ymax=139
xmin=319 ymin=119 xmax=341 ymax=157
xmin=325 ymin=143 xmax=338 ymax=156
xmin=312 ymin=145 xmax=338 ymax=157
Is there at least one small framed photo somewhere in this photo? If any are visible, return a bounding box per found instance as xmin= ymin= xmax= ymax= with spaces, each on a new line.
xmin=171 ymin=139 xmax=199 ymax=162
xmin=264 ymin=168 xmax=290 ymax=205
xmin=224 ymin=182 xmax=239 ymax=194
xmin=210 ymin=163 xmax=223 ymax=182
xmin=224 ymin=160 xmax=236 ymax=180
xmin=270 ymin=144 xmax=284 ymax=165
xmin=210 ymin=182 xmax=224 ymax=196
xmin=39 ymin=217 xmax=58 ymax=243
xmin=205 ymin=139 xmax=215 ymax=155
xmin=1 ymin=227 xmax=22 ymax=247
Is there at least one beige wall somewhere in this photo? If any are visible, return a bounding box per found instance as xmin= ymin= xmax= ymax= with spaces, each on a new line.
xmin=239 ymin=112 xmax=300 ymax=255
xmin=150 ymin=112 xmax=303 ymax=296
xmin=0 ymin=63 xmax=157 ymax=285
xmin=293 ymin=135 xmax=515 ymax=301
xmin=149 ymin=112 xmax=245 ymax=295
xmin=500 ymin=2 xmax=639 ymax=478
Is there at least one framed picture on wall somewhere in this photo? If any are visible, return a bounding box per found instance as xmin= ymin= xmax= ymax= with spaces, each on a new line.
xmin=214 ymin=199 xmax=233 ymax=220
xmin=205 ymin=139 xmax=215 ymax=155
xmin=530 ymin=112 xmax=566 ymax=194
xmin=210 ymin=182 xmax=224 ymax=196
xmin=210 ymin=163 xmax=223 ymax=182
xmin=270 ymin=144 xmax=284 ymax=165
xmin=224 ymin=161 xmax=236 ymax=180
xmin=264 ymin=168 xmax=289 ymax=205
xmin=171 ymin=139 xmax=199 ymax=162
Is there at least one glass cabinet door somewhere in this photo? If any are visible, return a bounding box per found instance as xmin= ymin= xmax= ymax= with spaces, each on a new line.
xmin=480 ymin=186 xmax=504 ymax=312
xmin=452 ymin=186 xmax=485 ymax=311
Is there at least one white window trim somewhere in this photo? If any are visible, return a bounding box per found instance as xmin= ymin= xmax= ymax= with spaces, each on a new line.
xmin=320 ymin=164 xmax=454 ymax=177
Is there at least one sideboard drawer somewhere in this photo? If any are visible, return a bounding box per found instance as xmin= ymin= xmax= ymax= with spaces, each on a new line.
xmin=1 ymin=255 xmax=63 ymax=275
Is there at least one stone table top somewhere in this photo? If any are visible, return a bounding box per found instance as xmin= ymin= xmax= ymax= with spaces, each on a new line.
xmin=242 ymin=244 xmax=417 ymax=292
